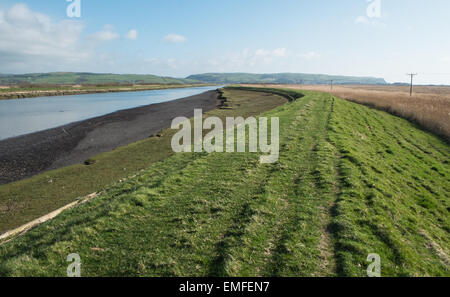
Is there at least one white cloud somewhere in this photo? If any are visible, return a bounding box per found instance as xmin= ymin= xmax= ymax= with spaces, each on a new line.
xmin=355 ymin=16 xmax=386 ymax=27
xmin=0 ymin=4 xmax=89 ymax=72
xmin=195 ymin=47 xmax=326 ymax=75
xmin=0 ymin=4 xmax=137 ymax=73
xmin=163 ymin=34 xmax=187 ymax=43
xmin=255 ymin=48 xmax=287 ymax=58
xmin=252 ymin=48 xmax=287 ymax=63
xmin=167 ymin=58 xmax=178 ymax=69
xmin=144 ymin=58 xmax=178 ymax=69
xmin=443 ymin=57 xmax=450 ymax=62
xmin=299 ymin=51 xmax=320 ymax=59
xmin=355 ymin=16 xmax=370 ymax=24
xmin=273 ymin=48 xmax=287 ymax=57
xmin=89 ymin=25 xmax=120 ymax=42
xmin=206 ymin=48 xmax=294 ymax=72
xmin=126 ymin=29 xmax=138 ymax=40
xmin=144 ymin=58 xmax=159 ymax=63
xmin=206 ymin=48 xmax=321 ymax=71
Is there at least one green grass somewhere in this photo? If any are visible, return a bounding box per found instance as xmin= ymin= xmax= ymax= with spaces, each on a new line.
xmin=0 ymin=88 xmax=448 ymax=277
xmin=187 ymin=73 xmax=386 ymax=84
xmin=0 ymin=89 xmax=288 ymax=234
xmin=328 ymin=96 xmax=449 ymax=276
xmin=0 ymin=72 xmax=386 ymax=85
xmin=0 ymin=73 xmax=200 ymax=85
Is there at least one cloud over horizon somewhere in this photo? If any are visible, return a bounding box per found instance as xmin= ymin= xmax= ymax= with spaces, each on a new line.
xmin=0 ymin=4 xmax=127 ymax=73
xmin=89 ymin=25 xmax=120 ymax=42
xmin=204 ymin=48 xmax=321 ymax=73
xmin=0 ymin=3 xmax=88 ymax=72
xmin=163 ymin=34 xmax=187 ymax=43
xmin=126 ymin=29 xmax=138 ymax=40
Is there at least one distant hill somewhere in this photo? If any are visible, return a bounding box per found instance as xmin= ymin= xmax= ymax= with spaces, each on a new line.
xmin=187 ymin=73 xmax=387 ymax=85
xmin=0 ymin=72 xmax=200 ymax=85
xmin=0 ymin=72 xmax=388 ymax=86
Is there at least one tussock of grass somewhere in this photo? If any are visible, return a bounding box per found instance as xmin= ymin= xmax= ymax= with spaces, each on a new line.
xmin=0 ymin=88 xmax=448 ymax=277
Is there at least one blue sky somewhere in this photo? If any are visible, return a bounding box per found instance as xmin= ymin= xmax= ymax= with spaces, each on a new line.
xmin=1 ymin=0 xmax=449 ymax=84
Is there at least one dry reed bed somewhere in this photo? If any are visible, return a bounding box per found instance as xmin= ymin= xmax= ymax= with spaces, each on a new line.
xmin=247 ymin=84 xmax=450 ymax=141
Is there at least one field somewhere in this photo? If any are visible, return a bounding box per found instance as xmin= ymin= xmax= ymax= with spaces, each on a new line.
xmin=0 ymin=88 xmax=448 ymax=276
xmin=251 ymin=84 xmax=450 ymax=141
xmin=0 ymin=73 xmax=200 ymax=86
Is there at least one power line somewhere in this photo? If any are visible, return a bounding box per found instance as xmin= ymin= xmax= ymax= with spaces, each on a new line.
xmin=418 ymin=73 xmax=450 ymax=76
xmin=406 ymin=73 xmax=418 ymax=96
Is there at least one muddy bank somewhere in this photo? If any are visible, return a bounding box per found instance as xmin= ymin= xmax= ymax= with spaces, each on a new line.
xmin=0 ymin=84 xmax=209 ymax=100
xmin=0 ymin=90 xmax=219 ymax=185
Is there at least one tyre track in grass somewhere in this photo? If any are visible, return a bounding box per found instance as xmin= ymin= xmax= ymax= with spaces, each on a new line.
xmin=262 ymin=98 xmax=322 ymax=276
xmin=352 ymin=104 xmax=450 ymax=271
xmin=216 ymin=95 xmax=314 ymax=276
xmin=329 ymin=99 xmax=410 ymax=275
xmin=316 ymin=96 xmax=340 ymax=276
xmin=115 ymin=92 xmax=297 ymax=276
xmin=217 ymin=92 xmax=341 ymax=276
xmin=352 ymin=104 xmax=449 ymax=209
xmin=207 ymin=164 xmax=276 ymax=276
xmin=265 ymin=93 xmax=338 ymax=276
xmin=328 ymin=97 xmax=449 ymax=276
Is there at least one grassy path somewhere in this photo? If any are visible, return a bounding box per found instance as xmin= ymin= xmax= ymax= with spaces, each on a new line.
xmin=0 ymin=89 xmax=448 ymax=276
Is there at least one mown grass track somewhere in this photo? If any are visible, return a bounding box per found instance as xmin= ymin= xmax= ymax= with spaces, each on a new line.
xmin=0 ymin=88 xmax=448 ymax=277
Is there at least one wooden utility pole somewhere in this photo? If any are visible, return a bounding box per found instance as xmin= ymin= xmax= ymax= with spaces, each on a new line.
xmin=407 ymin=73 xmax=418 ymax=96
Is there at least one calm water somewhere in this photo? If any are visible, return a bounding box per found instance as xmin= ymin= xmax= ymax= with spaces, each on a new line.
xmin=0 ymin=86 xmax=220 ymax=140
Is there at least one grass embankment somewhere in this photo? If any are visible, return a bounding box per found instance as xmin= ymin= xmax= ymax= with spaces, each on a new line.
xmin=1 ymin=88 xmax=449 ymax=277
xmin=257 ymin=84 xmax=450 ymax=141
xmin=0 ymin=89 xmax=288 ymax=234
xmin=0 ymin=84 xmax=211 ymax=100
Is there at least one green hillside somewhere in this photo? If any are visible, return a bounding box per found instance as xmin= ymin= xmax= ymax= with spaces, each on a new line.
xmin=0 ymin=73 xmax=200 ymax=85
xmin=0 ymin=72 xmax=387 ymax=86
xmin=0 ymin=88 xmax=448 ymax=277
xmin=187 ymin=73 xmax=387 ymax=85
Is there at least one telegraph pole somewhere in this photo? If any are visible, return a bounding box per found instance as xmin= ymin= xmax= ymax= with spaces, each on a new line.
xmin=407 ymin=73 xmax=418 ymax=96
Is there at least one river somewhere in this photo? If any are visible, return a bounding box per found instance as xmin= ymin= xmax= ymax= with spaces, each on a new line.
xmin=0 ymin=86 xmax=220 ymax=140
